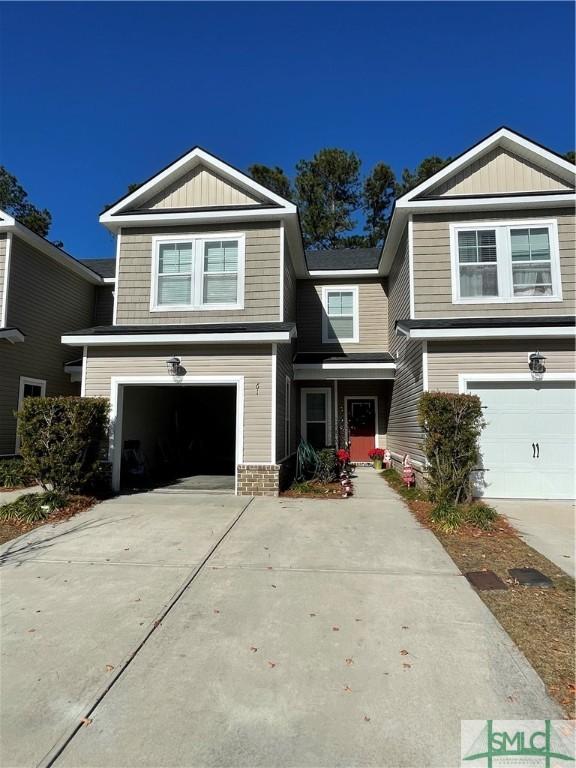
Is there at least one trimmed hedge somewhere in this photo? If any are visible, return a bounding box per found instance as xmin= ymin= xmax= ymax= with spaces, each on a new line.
xmin=418 ymin=391 xmax=485 ymax=505
xmin=17 ymin=397 xmax=109 ymax=494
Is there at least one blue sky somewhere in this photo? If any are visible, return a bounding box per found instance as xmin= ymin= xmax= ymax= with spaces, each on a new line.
xmin=0 ymin=1 xmax=574 ymax=258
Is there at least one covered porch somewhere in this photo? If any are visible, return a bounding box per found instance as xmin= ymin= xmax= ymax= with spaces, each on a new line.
xmin=293 ymin=353 xmax=395 ymax=461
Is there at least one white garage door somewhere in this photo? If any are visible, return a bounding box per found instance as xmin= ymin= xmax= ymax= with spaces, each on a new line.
xmin=467 ymin=380 xmax=576 ymax=500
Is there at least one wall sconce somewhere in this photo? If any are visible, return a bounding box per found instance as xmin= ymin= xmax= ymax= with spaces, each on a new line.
xmin=528 ymin=351 xmax=546 ymax=379
xmin=166 ymin=356 xmax=182 ymax=378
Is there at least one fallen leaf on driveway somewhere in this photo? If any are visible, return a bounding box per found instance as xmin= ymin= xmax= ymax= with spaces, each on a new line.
xmin=345 ymin=658 xmax=354 ymax=666
xmin=402 ymin=625 xmax=409 ymax=630
xmin=28 ymin=629 xmax=36 ymax=633
xmin=363 ymin=715 xmax=371 ymax=722
xmin=271 ymin=584 xmax=277 ymax=588
xmin=309 ymin=613 xmax=316 ymax=617
xmin=267 ymin=661 xmax=277 ymax=668
xmin=250 ymin=647 xmax=258 ymax=653
xmin=400 ymin=649 xmax=409 ymax=655
xmin=80 ymin=718 xmax=93 ymax=727
xmin=105 ymin=665 xmax=115 ymax=672
xmin=213 ymin=609 xmax=220 ymax=614
xmin=332 ymin=626 xmax=340 ymax=632
xmin=343 ymin=685 xmax=352 ymax=693
xmin=402 ymin=663 xmax=411 ymax=670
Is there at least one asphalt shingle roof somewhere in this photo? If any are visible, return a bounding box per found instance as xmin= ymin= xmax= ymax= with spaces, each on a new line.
xmin=80 ymin=258 xmax=116 ymax=278
xmin=305 ymin=247 xmax=381 ymax=271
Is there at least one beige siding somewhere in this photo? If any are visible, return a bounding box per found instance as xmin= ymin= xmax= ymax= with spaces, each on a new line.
xmin=275 ymin=342 xmax=296 ymax=460
xmin=427 ymin=147 xmax=574 ymax=197
xmin=283 ymin=238 xmax=296 ymax=322
xmin=0 ymin=233 xmax=7 ymax=323
xmin=83 ymin=344 xmax=273 ymax=463
xmin=386 ymin=228 xmax=425 ymax=462
xmin=387 ymin=229 xmax=410 ymax=353
xmin=296 ymin=278 xmax=389 ymax=353
xmin=94 ymin=285 xmax=114 ymax=325
xmin=116 ymin=222 xmax=281 ymax=324
xmin=0 ymin=236 xmax=96 ymax=454
xmin=142 ymin=166 xmax=263 ymax=209
xmin=427 ymin=340 xmax=576 ymax=393
xmin=412 ymin=208 xmax=575 ymax=317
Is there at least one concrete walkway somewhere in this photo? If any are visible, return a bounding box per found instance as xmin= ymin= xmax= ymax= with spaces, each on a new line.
xmin=0 ymin=484 xmax=42 ymax=505
xmin=0 ymin=470 xmax=561 ymax=768
xmin=492 ymin=499 xmax=575 ymax=578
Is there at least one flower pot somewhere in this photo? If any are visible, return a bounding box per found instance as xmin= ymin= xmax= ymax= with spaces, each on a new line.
xmin=373 ymin=459 xmax=383 ymax=471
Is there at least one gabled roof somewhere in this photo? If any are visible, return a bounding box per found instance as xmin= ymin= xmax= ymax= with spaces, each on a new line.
xmin=397 ymin=126 xmax=575 ymax=204
xmin=100 ymin=146 xmax=296 ymax=220
xmin=378 ymin=127 xmax=576 ymax=276
xmin=0 ymin=208 xmax=103 ymax=285
xmin=98 ymin=145 xmax=307 ymax=276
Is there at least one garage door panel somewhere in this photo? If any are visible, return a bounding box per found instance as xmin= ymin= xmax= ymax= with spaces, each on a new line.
xmin=468 ymin=380 xmax=575 ymax=500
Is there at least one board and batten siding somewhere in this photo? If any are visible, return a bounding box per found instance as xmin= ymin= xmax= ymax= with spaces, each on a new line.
xmin=412 ymin=208 xmax=575 ymax=318
xmin=0 ymin=236 xmax=96 ymax=454
xmin=296 ymin=278 xmax=389 ymax=353
xmin=141 ymin=166 xmax=264 ymax=210
xmin=386 ymin=228 xmax=425 ymax=463
xmin=427 ymin=340 xmax=576 ymax=393
xmin=427 ymin=147 xmax=573 ymax=197
xmin=115 ymin=222 xmax=281 ymax=325
xmin=83 ymin=344 xmax=273 ymax=464
xmin=0 ymin=233 xmax=7 ymax=323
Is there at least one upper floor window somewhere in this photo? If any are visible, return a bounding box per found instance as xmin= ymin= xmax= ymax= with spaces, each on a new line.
xmin=151 ymin=233 xmax=245 ymax=311
xmin=450 ymin=220 xmax=561 ymax=303
xmin=321 ymin=286 xmax=359 ymax=343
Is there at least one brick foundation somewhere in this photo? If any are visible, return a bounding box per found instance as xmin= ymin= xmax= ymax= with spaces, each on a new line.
xmin=237 ymin=464 xmax=280 ymax=496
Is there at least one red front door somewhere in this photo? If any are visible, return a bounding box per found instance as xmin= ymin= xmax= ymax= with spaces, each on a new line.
xmin=347 ymin=399 xmax=376 ymax=461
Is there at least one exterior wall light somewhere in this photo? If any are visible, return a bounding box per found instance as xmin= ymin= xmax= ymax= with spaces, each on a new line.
xmin=166 ymin=356 xmax=182 ymax=377
xmin=528 ymin=351 xmax=546 ymax=379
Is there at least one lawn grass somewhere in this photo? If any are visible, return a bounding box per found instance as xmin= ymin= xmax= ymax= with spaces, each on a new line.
xmin=381 ymin=468 xmax=575 ymax=718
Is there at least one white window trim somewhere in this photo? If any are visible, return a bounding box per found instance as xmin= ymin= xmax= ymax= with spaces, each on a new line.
xmin=300 ymin=387 xmax=332 ymax=446
xmin=458 ymin=372 xmax=576 ymax=394
xmin=150 ymin=232 xmax=245 ymax=312
xmin=449 ymin=218 xmax=562 ymax=304
xmin=321 ymin=285 xmax=359 ymax=344
xmin=16 ymin=377 xmax=46 ymax=453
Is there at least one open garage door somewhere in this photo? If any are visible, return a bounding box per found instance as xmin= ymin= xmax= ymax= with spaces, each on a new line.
xmin=119 ymin=384 xmax=237 ymax=492
xmin=468 ymin=380 xmax=575 ymax=500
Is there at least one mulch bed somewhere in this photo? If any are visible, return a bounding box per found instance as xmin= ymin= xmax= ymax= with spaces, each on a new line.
xmin=381 ymin=470 xmax=575 ymax=718
xmin=0 ymin=496 xmax=97 ymax=545
xmin=281 ymin=481 xmax=347 ymax=499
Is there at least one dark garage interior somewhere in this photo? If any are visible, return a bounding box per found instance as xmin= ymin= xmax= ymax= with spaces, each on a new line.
xmin=120 ymin=385 xmax=236 ymax=489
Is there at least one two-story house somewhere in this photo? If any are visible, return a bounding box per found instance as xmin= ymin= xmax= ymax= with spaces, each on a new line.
xmin=61 ymin=128 xmax=575 ymax=499
xmin=0 ymin=211 xmax=113 ymax=455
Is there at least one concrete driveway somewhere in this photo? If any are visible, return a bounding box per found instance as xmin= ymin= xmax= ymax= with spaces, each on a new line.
xmin=492 ymin=499 xmax=575 ymax=578
xmin=1 ymin=471 xmax=561 ymax=768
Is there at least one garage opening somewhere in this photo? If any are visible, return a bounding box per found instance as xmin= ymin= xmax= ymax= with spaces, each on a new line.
xmin=120 ymin=385 xmax=236 ymax=492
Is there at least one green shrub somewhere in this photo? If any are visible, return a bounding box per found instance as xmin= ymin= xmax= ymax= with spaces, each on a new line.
xmin=314 ymin=448 xmax=338 ymax=483
xmin=17 ymin=396 xmax=109 ymax=494
xmin=296 ymin=440 xmax=319 ymax=481
xmin=429 ymin=501 xmax=462 ymax=533
xmin=419 ymin=391 xmax=485 ymax=506
xmin=0 ymin=490 xmax=62 ymax=524
xmin=0 ymin=458 xmax=31 ymax=488
xmin=464 ymin=502 xmax=497 ymax=530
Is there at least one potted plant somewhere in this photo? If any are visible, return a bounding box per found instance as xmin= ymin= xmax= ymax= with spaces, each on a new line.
xmin=368 ymin=448 xmax=385 ymax=471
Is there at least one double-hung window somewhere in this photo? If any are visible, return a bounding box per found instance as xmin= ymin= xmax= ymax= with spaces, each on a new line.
xmin=152 ymin=233 xmax=245 ymax=310
xmin=451 ymin=220 xmax=561 ymax=302
xmin=321 ymin=286 xmax=359 ymax=343
xmin=301 ymin=388 xmax=331 ymax=449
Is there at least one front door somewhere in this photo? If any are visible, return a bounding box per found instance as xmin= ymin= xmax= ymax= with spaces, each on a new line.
xmin=347 ymin=399 xmax=376 ymax=461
